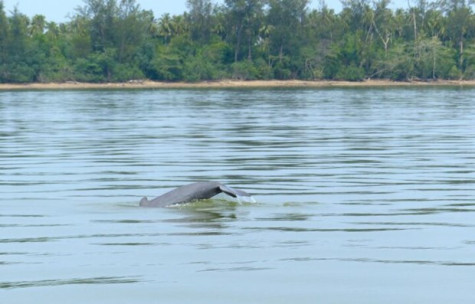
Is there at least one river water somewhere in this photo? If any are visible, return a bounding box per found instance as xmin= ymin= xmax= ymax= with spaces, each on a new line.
xmin=1 ymin=88 xmax=474 ymax=303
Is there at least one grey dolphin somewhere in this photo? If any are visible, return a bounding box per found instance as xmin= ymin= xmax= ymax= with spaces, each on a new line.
xmin=139 ymin=181 xmax=251 ymax=207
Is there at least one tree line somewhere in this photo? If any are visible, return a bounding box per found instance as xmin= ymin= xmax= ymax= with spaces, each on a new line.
xmin=0 ymin=0 xmax=474 ymax=83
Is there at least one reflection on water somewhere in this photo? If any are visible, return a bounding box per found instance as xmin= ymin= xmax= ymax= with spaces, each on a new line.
xmin=1 ymin=88 xmax=475 ymax=303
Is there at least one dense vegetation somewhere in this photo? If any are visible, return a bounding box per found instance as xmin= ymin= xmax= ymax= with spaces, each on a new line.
xmin=0 ymin=0 xmax=474 ymax=83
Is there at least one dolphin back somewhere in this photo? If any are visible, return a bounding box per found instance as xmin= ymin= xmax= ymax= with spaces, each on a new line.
xmin=140 ymin=182 xmax=221 ymax=207
xmin=140 ymin=181 xmax=252 ymax=207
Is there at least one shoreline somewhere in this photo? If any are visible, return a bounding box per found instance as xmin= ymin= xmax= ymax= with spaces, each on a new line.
xmin=1 ymin=79 xmax=475 ymax=90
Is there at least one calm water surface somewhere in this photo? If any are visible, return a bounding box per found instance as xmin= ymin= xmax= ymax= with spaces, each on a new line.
xmin=1 ymin=88 xmax=475 ymax=303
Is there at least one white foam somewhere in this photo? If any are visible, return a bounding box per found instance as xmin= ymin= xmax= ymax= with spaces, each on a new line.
xmin=236 ymin=195 xmax=257 ymax=204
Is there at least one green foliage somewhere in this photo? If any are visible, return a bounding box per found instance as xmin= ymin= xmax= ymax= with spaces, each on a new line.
xmin=151 ymin=46 xmax=184 ymax=81
xmin=73 ymin=56 xmax=105 ymax=82
xmin=183 ymin=54 xmax=218 ymax=81
xmin=223 ymin=0 xmax=266 ymax=62
xmin=6 ymin=63 xmax=36 ymax=83
xmin=231 ymin=60 xmax=259 ymax=80
xmin=1 ymin=0 xmax=475 ymax=83
xmin=272 ymin=56 xmax=293 ymax=79
xmin=448 ymin=65 xmax=462 ymax=79
xmin=253 ymin=58 xmax=274 ymax=79
xmin=111 ymin=64 xmax=145 ymax=82
xmin=375 ymin=43 xmax=415 ymax=81
xmin=335 ymin=64 xmax=365 ymax=81
xmin=186 ymin=0 xmax=215 ymax=43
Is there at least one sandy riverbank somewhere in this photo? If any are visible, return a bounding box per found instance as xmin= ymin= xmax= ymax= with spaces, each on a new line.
xmin=1 ymin=79 xmax=475 ymax=90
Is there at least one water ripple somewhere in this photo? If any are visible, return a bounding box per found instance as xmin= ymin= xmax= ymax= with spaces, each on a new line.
xmin=282 ymin=257 xmax=475 ymax=267
xmin=1 ymin=89 xmax=475 ymax=302
xmin=0 ymin=276 xmax=141 ymax=289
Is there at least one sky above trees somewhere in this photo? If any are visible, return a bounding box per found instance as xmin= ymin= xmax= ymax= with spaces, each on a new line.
xmin=2 ymin=0 xmax=410 ymax=22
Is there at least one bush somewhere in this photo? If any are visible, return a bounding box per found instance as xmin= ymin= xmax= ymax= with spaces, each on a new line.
xmin=335 ymin=64 xmax=365 ymax=81
xmin=111 ymin=64 xmax=145 ymax=82
xmin=447 ymin=65 xmax=462 ymax=80
xmin=231 ymin=61 xmax=258 ymax=80
xmin=183 ymin=55 xmax=219 ymax=81
xmin=3 ymin=63 xmax=35 ymax=83
xmin=463 ymin=65 xmax=475 ymax=79
xmin=272 ymin=57 xmax=292 ymax=79
xmin=323 ymin=53 xmax=341 ymax=79
xmin=150 ymin=52 xmax=183 ymax=81
xmin=72 ymin=57 xmax=105 ymax=82
xmin=253 ymin=58 xmax=273 ymax=80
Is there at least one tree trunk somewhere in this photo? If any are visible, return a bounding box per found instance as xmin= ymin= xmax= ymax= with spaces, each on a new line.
xmin=413 ymin=10 xmax=417 ymax=42
xmin=248 ymin=35 xmax=252 ymax=60
xmin=234 ymin=23 xmax=243 ymax=63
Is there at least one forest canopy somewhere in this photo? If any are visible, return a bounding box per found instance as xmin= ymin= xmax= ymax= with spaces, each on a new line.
xmin=0 ymin=0 xmax=474 ymax=83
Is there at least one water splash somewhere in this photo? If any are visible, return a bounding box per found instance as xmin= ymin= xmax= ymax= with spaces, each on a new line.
xmin=236 ymin=194 xmax=257 ymax=204
xmin=212 ymin=192 xmax=256 ymax=204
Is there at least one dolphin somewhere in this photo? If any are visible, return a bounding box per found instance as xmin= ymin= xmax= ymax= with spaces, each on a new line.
xmin=139 ymin=181 xmax=252 ymax=207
